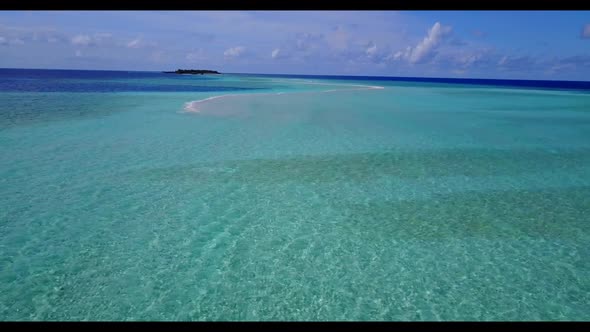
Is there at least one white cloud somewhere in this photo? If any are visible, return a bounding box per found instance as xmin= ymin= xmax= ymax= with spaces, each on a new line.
xmin=387 ymin=48 xmax=409 ymax=62
xmin=124 ymin=37 xmax=156 ymax=49
xmin=458 ymin=52 xmax=484 ymax=68
xmin=294 ymin=32 xmax=323 ymax=52
xmin=390 ymin=22 xmax=452 ymax=64
xmin=0 ymin=36 xmax=25 ymax=46
xmin=71 ymin=34 xmax=92 ymax=46
xmin=366 ymin=41 xmax=377 ymax=58
xmin=409 ymin=22 xmax=452 ymax=63
xmin=71 ymin=33 xmax=112 ymax=47
xmin=0 ymin=24 xmax=67 ymax=44
xmin=497 ymin=55 xmax=537 ymax=71
xmin=545 ymin=55 xmax=590 ymax=76
xmin=431 ymin=48 xmax=495 ymax=73
xmin=127 ymin=38 xmax=141 ymax=48
xmin=582 ymin=24 xmax=590 ymax=39
xmin=271 ymin=48 xmax=280 ymax=59
xmin=224 ymin=46 xmax=245 ymax=58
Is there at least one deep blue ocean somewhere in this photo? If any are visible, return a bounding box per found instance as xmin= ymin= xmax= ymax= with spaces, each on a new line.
xmin=2 ymin=68 xmax=590 ymax=93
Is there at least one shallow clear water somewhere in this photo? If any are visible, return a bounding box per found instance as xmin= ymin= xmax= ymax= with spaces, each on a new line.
xmin=1 ymin=69 xmax=589 ymax=321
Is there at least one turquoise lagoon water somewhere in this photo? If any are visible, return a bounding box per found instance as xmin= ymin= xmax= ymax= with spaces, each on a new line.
xmin=0 ymin=69 xmax=589 ymax=320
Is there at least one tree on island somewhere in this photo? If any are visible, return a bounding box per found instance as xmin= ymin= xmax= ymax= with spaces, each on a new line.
xmin=163 ymin=69 xmax=221 ymax=75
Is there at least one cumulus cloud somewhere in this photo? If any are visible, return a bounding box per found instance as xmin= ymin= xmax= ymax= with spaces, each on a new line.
xmin=390 ymin=22 xmax=452 ymax=64
xmin=408 ymin=22 xmax=452 ymax=63
xmin=126 ymin=38 xmax=141 ymax=48
xmin=409 ymin=45 xmax=499 ymax=75
xmin=224 ymin=46 xmax=245 ymax=58
xmin=458 ymin=53 xmax=484 ymax=68
xmin=437 ymin=49 xmax=581 ymax=76
xmin=582 ymin=24 xmax=590 ymax=39
xmin=0 ymin=24 xmax=67 ymax=44
xmin=271 ymin=48 xmax=281 ymax=59
xmin=497 ymin=55 xmax=537 ymax=71
xmin=294 ymin=32 xmax=324 ymax=52
xmin=387 ymin=48 xmax=408 ymax=62
xmin=455 ymin=49 xmax=492 ymax=69
xmin=71 ymin=34 xmax=92 ymax=46
xmin=124 ymin=37 xmax=156 ymax=49
xmin=545 ymin=55 xmax=590 ymax=75
xmin=71 ymin=33 xmax=112 ymax=47
xmin=0 ymin=36 xmax=26 ymax=46
xmin=365 ymin=41 xmax=377 ymax=58
xmin=557 ymin=55 xmax=590 ymax=67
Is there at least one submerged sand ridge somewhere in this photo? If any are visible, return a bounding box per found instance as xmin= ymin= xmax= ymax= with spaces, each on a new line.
xmin=183 ymin=80 xmax=385 ymax=113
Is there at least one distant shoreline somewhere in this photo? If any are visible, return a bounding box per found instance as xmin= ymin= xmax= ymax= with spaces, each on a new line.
xmin=163 ymin=69 xmax=221 ymax=75
xmin=1 ymin=68 xmax=588 ymax=91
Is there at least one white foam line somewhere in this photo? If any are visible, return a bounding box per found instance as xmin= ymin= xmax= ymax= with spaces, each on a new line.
xmin=321 ymin=85 xmax=383 ymax=92
xmin=183 ymin=94 xmax=238 ymax=113
xmin=183 ymin=82 xmax=385 ymax=113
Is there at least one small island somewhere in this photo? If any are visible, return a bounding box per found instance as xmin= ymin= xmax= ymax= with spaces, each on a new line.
xmin=163 ymin=69 xmax=221 ymax=75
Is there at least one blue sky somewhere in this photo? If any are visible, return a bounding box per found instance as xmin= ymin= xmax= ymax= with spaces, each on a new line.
xmin=1 ymin=11 xmax=589 ymax=80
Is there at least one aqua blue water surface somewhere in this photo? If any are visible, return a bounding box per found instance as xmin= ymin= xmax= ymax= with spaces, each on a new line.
xmin=1 ymin=69 xmax=589 ymax=320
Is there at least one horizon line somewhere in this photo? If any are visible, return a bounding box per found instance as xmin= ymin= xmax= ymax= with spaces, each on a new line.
xmin=1 ymin=67 xmax=590 ymax=84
